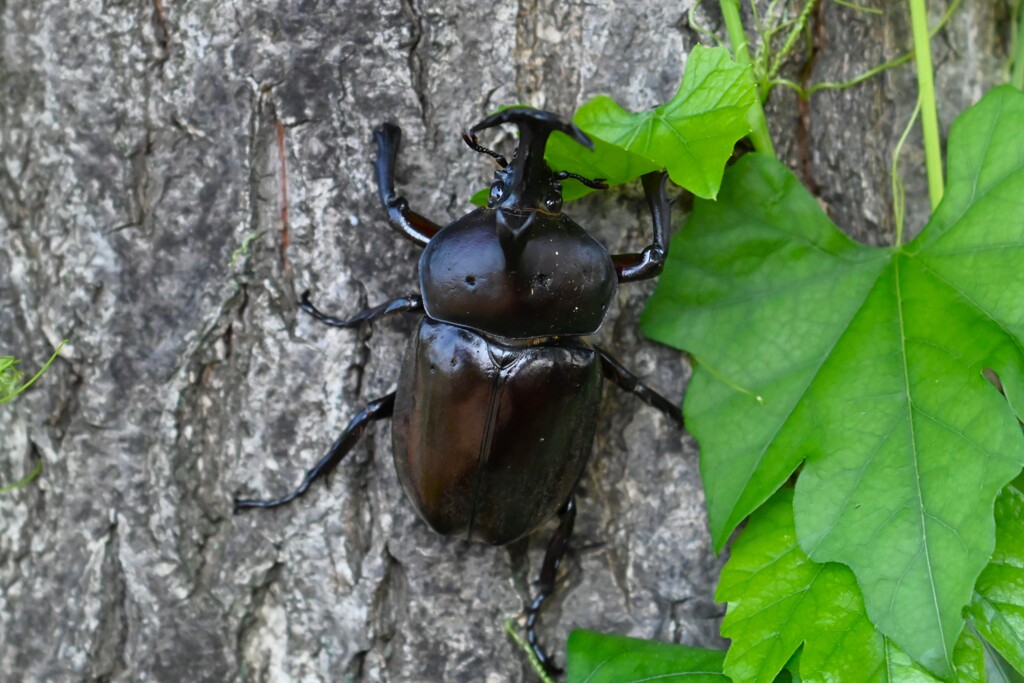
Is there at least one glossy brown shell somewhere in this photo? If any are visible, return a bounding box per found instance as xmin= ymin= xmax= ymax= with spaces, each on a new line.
xmin=391 ymin=317 xmax=603 ymax=545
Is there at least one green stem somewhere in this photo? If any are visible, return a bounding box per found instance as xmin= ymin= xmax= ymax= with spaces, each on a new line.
xmin=0 ymin=341 xmax=67 ymax=404
xmin=767 ymin=0 xmax=819 ymax=85
xmin=829 ymin=0 xmax=882 ymax=14
xmin=764 ymin=0 xmax=960 ymax=100
xmin=0 ymin=458 xmax=43 ymax=496
xmin=503 ymin=619 xmax=555 ymax=683
xmin=720 ymin=0 xmax=753 ymax=63
xmin=892 ymin=95 xmax=922 ymax=247
xmin=720 ymin=0 xmax=777 ymax=157
xmin=1013 ymin=0 xmax=1024 ymax=89
xmin=908 ymin=0 xmax=944 ymax=210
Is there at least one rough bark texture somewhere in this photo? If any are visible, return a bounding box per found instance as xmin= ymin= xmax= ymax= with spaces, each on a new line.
xmin=0 ymin=1 xmax=1013 ymax=681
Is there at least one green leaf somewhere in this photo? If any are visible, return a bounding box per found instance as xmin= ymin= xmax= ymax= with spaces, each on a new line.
xmin=566 ymin=630 xmax=727 ymax=683
xmin=567 ymin=45 xmax=755 ymax=200
xmin=718 ymin=490 xmax=886 ymax=682
xmin=967 ymin=485 xmax=1024 ymax=675
xmin=546 ymin=132 xmax=659 ymax=201
xmin=981 ymin=635 xmax=1024 ymax=683
xmin=644 ymin=153 xmax=891 ymax=549
xmin=719 ymin=489 xmax=989 ymax=683
xmin=884 ymin=628 xmax=986 ymax=683
xmin=469 ymin=187 xmax=489 ymax=206
xmin=784 ymin=652 xmax=803 ymax=683
xmin=953 ymin=630 xmax=987 ymax=683
xmin=471 ymin=46 xmax=753 ymax=204
xmin=643 ymin=86 xmax=1024 ymax=677
xmin=470 ymin=116 xmax=660 ymax=206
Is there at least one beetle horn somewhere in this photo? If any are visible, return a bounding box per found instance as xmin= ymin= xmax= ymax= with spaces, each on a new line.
xmin=470 ymin=107 xmax=593 ymax=210
xmin=469 ymin=107 xmax=593 ymax=151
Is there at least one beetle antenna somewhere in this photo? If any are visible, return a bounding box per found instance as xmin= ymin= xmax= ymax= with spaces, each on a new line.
xmin=553 ymin=171 xmax=608 ymax=189
xmin=461 ymin=131 xmax=508 ymax=168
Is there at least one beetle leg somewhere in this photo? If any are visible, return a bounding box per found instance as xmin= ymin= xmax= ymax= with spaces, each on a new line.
xmin=300 ymin=290 xmax=422 ymax=329
xmin=526 ymin=495 xmax=577 ymax=676
xmin=611 ymin=171 xmax=671 ymax=283
xmin=234 ymin=392 xmax=396 ymax=512
xmin=597 ymin=347 xmax=684 ymax=428
xmin=375 ymin=122 xmax=442 ymax=248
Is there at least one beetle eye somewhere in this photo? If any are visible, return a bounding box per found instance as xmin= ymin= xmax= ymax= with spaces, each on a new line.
xmin=545 ymin=182 xmax=563 ymax=212
xmin=489 ymin=180 xmax=504 ymax=204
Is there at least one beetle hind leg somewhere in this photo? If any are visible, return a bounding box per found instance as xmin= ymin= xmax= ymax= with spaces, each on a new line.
xmin=525 ymin=495 xmax=577 ymax=676
xmin=597 ymin=347 xmax=683 ymax=428
xmin=234 ymin=392 xmax=396 ymax=512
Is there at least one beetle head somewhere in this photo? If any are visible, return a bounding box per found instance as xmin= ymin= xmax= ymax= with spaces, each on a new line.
xmin=468 ymin=107 xmax=593 ymax=214
xmin=417 ymin=107 xmax=618 ymax=339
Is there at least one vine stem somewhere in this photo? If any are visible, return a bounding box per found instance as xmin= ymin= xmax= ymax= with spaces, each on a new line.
xmin=766 ymin=0 xmax=819 ymax=87
xmin=719 ymin=0 xmax=777 ymax=157
xmin=908 ymin=0 xmax=944 ymax=209
xmin=764 ymin=0 xmax=961 ymax=100
xmin=0 ymin=340 xmax=67 ymax=404
xmin=0 ymin=458 xmax=43 ymax=496
xmin=503 ymin=619 xmax=555 ymax=683
xmin=892 ymin=95 xmax=922 ymax=247
xmin=1014 ymin=0 xmax=1024 ymax=90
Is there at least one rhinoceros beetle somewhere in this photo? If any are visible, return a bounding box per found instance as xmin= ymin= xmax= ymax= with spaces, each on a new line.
xmin=236 ymin=107 xmax=682 ymax=674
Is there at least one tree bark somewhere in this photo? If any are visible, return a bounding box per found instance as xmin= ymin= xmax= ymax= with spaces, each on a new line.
xmin=0 ymin=1 xmax=1013 ymax=681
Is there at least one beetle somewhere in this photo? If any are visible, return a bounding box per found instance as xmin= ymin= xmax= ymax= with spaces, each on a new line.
xmin=235 ymin=107 xmax=683 ymax=674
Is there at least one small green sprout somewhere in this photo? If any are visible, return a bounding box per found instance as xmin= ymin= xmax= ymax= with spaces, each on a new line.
xmin=1 ymin=340 xmax=67 ymax=404
xmin=1 ymin=340 xmax=66 ymax=495
xmin=229 ymin=230 xmax=266 ymax=267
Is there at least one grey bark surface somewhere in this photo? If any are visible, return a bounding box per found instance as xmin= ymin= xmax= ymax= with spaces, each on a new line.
xmin=0 ymin=1 xmax=1012 ymax=681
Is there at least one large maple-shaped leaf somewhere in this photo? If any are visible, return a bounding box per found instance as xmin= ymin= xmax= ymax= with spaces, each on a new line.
xmin=718 ymin=489 xmax=989 ymax=683
xmin=643 ymin=86 xmax=1024 ymax=677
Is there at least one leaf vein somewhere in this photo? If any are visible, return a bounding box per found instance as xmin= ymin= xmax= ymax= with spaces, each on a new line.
xmin=893 ymin=256 xmax=951 ymax=668
xmin=911 ymin=256 xmax=1024 ymax=362
xmin=719 ymin=263 xmax=883 ymax=530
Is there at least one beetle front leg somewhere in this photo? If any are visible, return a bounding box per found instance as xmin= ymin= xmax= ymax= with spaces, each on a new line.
xmin=611 ymin=171 xmax=671 ymax=284
xmin=375 ymin=123 xmax=442 ymax=248
xmin=234 ymin=392 xmax=396 ymax=511
xmin=597 ymin=347 xmax=684 ymax=428
xmin=526 ymin=495 xmax=577 ymax=676
xmin=300 ymin=290 xmax=422 ymax=329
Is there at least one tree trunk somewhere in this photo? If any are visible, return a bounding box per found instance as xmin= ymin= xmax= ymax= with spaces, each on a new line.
xmin=0 ymin=1 xmax=1013 ymax=681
